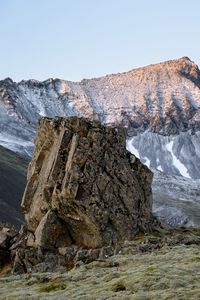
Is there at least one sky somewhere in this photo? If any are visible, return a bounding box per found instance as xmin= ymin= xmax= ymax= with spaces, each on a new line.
xmin=0 ymin=0 xmax=200 ymax=82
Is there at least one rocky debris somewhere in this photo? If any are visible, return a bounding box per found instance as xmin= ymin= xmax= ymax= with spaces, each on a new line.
xmin=4 ymin=116 xmax=157 ymax=274
xmin=120 ymin=227 xmax=200 ymax=256
xmin=0 ymin=224 xmax=18 ymax=267
xmin=1 ymin=225 xmax=200 ymax=276
xmin=11 ymin=237 xmax=121 ymax=274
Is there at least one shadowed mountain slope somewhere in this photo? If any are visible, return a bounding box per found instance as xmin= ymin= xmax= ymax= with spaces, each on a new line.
xmin=0 ymin=146 xmax=28 ymax=227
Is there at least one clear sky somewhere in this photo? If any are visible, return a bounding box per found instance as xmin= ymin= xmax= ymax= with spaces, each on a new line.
xmin=0 ymin=0 xmax=200 ymax=82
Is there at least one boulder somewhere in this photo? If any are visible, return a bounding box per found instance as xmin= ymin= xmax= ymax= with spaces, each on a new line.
xmin=21 ymin=116 xmax=155 ymax=250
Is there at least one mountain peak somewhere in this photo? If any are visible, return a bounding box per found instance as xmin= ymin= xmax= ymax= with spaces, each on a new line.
xmin=128 ymin=56 xmax=196 ymax=73
xmin=179 ymin=56 xmax=192 ymax=61
xmin=172 ymin=56 xmax=196 ymax=66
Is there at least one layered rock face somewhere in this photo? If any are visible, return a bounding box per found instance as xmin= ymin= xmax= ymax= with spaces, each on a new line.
xmin=22 ymin=116 xmax=154 ymax=251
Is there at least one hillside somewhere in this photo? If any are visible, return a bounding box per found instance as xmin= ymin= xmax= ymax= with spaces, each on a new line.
xmin=0 ymin=146 xmax=28 ymax=227
xmin=1 ymin=228 xmax=200 ymax=299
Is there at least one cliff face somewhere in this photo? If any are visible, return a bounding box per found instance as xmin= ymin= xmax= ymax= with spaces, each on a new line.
xmin=22 ymin=117 xmax=154 ymax=250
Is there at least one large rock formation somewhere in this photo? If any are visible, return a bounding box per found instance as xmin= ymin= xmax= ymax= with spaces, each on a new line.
xmin=22 ymin=117 xmax=154 ymax=250
xmin=0 ymin=116 xmax=157 ymax=274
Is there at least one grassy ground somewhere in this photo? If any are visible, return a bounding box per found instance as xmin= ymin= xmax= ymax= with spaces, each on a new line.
xmin=0 ymin=229 xmax=200 ymax=300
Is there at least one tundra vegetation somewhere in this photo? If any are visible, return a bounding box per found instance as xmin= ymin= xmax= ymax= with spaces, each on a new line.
xmin=0 ymin=228 xmax=200 ymax=300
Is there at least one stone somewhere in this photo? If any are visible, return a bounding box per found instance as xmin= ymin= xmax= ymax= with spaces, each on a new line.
xmin=34 ymin=210 xmax=72 ymax=249
xmin=9 ymin=225 xmax=28 ymax=250
xmin=86 ymin=248 xmax=100 ymax=261
xmin=65 ymin=247 xmax=77 ymax=259
xmin=0 ymin=226 xmax=18 ymax=250
xmin=99 ymin=246 xmax=114 ymax=260
xmin=58 ymin=246 xmax=77 ymax=258
xmin=0 ymin=226 xmax=18 ymax=268
xmin=21 ymin=117 xmax=155 ymax=251
xmin=0 ymin=233 xmax=9 ymax=250
xmin=8 ymin=116 xmax=158 ymax=274
xmin=58 ymin=247 xmax=69 ymax=257
xmin=26 ymin=232 xmax=35 ymax=247
xmin=75 ymin=248 xmax=88 ymax=263
xmin=1 ymin=227 xmax=17 ymax=238
xmin=12 ymin=248 xmax=26 ymax=274
xmin=114 ymin=244 xmax=122 ymax=255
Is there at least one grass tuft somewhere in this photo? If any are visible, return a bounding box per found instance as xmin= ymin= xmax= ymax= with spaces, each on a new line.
xmin=39 ymin=282 xmax=67 ymax=293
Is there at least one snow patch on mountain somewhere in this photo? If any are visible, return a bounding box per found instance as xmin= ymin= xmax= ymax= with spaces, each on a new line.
xmin=157 ymin=165 xmax=163 ymax=172
xmin=126 ymin=139 xmax=140 ymax=158
xmin=0 ymin=133 xmax=33 ymax=157
xmin=130 ymin=130 xmax=200 ymax=179
xmin=166 ymin=141 xmax=190 ymax=178
xmin=143 ymin=157 xmax=150 ymax=168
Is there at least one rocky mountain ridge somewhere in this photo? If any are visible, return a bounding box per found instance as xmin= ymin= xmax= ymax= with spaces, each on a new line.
xmin=0 ymin=57 xmax=200 ymax=178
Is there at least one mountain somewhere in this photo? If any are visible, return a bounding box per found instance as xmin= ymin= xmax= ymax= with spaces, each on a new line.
xmin=152 ymin=170 xmax=200 ymax=227
xmin=0 ymin=146 xmax=28 ymax=227
xmin=0 ymin=56 xmax=200 ymax=177
xmin=0 ymin=56 xmax=200 ymax=226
